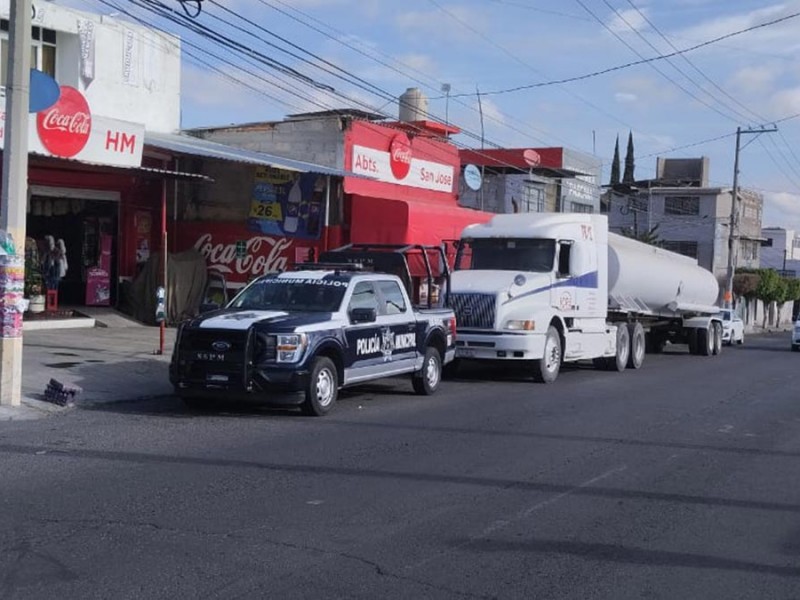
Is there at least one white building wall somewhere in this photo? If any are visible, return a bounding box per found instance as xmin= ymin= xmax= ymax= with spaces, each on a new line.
xmin=760 ymin=228 xmax=800 ymax=271
xmin=0 ymin=0 xmax=181 ymax=132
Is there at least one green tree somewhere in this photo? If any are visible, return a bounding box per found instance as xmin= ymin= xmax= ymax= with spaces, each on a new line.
xmin=755 ymin=269 xmax=787 ymax=327
xmin=733 ymin=271 xmax=760 ymax=299
xmin=609 ymin=135 xmax=620 ymax=186
xmin=622 ymin=131 xmax=635 ymax=185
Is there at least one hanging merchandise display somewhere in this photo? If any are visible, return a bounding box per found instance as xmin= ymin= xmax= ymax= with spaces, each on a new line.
xmin=0 ymin=255 xmax=26 ymax=338
xmin=247 ymin=168 xmax=323 ymax=240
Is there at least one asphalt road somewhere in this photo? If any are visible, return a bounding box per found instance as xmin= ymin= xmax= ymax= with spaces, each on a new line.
xmin=1 ymin=333 xmax=799 ymax=599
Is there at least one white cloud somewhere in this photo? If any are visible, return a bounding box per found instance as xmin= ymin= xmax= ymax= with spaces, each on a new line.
xmin=615 ymin=92 xmax=638 ymax=103
xmin=729 ymin=64 xmax=782 ymax=94
xmin=769 ymin=87 xmax=800 ymax=117
xmin=763 ymin=190 xmax=800 ymax=230
xmin=607 ymin=8 xmax=649 ymax=34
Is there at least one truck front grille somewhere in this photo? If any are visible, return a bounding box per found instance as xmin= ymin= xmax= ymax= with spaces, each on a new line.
xmin=449 ymin=293 xmax=496 ymax=329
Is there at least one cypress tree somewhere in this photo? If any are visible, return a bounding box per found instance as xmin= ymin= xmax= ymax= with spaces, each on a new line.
xmin=610 ymin=135 xmax=621 ymax=186
xmin=623 ymin=131 xmax=635 ymax=185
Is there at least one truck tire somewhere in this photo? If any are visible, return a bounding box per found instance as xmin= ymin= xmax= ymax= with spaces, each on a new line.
xmin=627 ymin=322 xmax=645 ymax=369
xmin=301 ymin=356 xmax=338 ymax=416
xmin=597 ymin=323 xmax=630 ymax=372
xmin=696 ymin=327 xmax=713 ymax=356
xmin=533 ymin=326 xmax=561 ymax=384
xmin=712 ymin=322 xmax=723 ymax=355
xmin=413 ymin=346 xmax=442 ymax=395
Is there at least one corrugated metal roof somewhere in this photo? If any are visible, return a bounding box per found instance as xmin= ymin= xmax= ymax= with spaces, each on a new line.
xmin=144 ymin=131 xmax=352 ymax=178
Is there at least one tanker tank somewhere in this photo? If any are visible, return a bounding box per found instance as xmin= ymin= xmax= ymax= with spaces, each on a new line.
xmin=607 ymin=233 xmax=719 ymax=316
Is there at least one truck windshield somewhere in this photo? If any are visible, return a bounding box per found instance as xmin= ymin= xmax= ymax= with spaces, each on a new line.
xmin=456 ymin=238 xmax=556 ymax=272
xmin=228 ymin=278 xmax=347 ymax=312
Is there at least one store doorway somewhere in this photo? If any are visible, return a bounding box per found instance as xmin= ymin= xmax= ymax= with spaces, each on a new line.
xmin=27 ymin=196 xmax=118 ymax=307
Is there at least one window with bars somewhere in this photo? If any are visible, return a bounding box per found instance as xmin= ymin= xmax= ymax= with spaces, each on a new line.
xmin=664 ymin=196 xmax=700 ymax=215
xmin=521 ymin=183 xmax=544 ymax=213
xmin=662 ymin=240 xmax=698 ymax=259
xmin=0 ymin=20 xmax=57 ymax=86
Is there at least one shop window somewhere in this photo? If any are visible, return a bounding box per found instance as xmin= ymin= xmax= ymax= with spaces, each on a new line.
xmin=521 ymin=183 xmax=544 ymax=213
xmin=570 ymin=202 xmax=593 ymax=214
xmin=0 ymin=20 xmax=57 ymax=86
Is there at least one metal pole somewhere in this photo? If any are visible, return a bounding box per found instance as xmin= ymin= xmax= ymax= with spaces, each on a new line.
xmin=725 ymin=127 xmax=742 ymax=309
xmin=724 ymin=125 xmax=777 ymax=308
xmin=0 ymin=0 xmax=32 ymax=406
xmin=323 ymin=174 xmax=331 ymax=253
xmin=158 ymin=174 xmax=167 ymax=355
xmin=476 ymin=86 xmax=485 ymax=211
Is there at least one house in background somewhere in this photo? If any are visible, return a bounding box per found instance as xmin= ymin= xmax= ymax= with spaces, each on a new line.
xmin=605 ymin=157 xmax=763 ymax=284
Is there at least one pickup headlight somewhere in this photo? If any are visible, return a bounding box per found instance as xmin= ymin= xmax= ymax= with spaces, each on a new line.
xmin=276 ymin=333 xmax=308 ymax=363
xmin=505 ymin=320 xmax=535 ymax=331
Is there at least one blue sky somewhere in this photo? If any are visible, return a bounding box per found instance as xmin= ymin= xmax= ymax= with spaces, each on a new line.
xmin=61 ymin=0 xmax=800 ymax=231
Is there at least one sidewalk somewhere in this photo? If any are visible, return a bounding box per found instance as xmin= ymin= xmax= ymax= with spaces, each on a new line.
xmin=0 ymin=322 xmax=176 ymax=421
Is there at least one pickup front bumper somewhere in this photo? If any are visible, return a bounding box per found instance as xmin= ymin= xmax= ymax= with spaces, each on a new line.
xmin=170 ymin=361 xmax=310 ymax=405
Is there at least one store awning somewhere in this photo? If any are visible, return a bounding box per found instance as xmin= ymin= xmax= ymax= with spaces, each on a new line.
xmin=350 ymin=196 xmax=493 ymax=246
xmin=144 ymin=131 xmax=354 ymax=178
xmin=29 ymin=153 xmax=214 ymax=181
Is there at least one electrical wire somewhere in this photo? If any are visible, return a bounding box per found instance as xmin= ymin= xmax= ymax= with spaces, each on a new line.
xmin=622 ymin=0 xmax=767 ymax=124
xmin=578 ymin=0 xmax=741 ymax=123
xmin=439 ymin=9 xmax=800 ymax=99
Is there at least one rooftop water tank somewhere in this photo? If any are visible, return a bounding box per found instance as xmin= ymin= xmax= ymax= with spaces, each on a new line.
xmin=399 ymin=87 xmax=428 ymax=122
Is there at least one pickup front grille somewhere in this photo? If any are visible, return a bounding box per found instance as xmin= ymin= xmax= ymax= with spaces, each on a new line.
xmin=449 ymin=293 xmax=496 ymax=329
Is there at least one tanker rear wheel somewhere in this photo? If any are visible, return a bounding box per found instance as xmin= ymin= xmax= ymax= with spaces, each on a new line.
xmin=712 ymin=322 xmax=723 ymax=355
xmin=697 ymin=327 xmax=714 ymax=356
xmin=596 ymin=324 xmax=630 ymax=372
xmin=627 ymin=322 xmax=645 ymax=369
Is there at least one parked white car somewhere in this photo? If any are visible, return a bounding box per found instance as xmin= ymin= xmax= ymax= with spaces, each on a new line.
xmin=720 ymin=309 xmax=744 ymax=345
xmin=792 ymin=320 xmax=800 ymax=352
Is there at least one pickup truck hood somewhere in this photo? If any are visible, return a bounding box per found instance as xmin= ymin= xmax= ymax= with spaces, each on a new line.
xmin=451 ymin=270 xmax=551 ymax=299
xmin=196 ymin=310 xmax=337 ymax=331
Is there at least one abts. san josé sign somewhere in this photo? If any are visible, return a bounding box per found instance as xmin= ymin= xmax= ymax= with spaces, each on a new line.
xmin=352 ymin=132 xmax=455 ymax=193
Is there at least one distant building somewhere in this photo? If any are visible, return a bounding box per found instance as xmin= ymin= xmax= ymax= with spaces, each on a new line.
xmin=457 ymin=147 xmax=602 ymax=214
xmin=760 ymin=227 xmax=800 ymax=276
xmin=605 ymin=157 xmax=763 ymax=284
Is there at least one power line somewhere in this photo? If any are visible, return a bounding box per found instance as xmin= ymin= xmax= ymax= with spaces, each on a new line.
xmin=578 ymin=0 xmax=742 ymax=123
xmin=622 ymin=0 xmax=766 ymax=124
xmin=440 ymin=10 xmax=800 ymax=99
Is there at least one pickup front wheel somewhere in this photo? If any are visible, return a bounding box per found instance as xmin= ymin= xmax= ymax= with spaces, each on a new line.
xmin=302 ymin=356 xmax=338 ymax=416
xmin=413 ymin=347 xmax=442 ymax=395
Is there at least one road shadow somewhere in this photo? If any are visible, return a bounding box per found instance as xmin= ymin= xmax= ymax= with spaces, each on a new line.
xmin=462 ymin=537 xmax=800 ymax=578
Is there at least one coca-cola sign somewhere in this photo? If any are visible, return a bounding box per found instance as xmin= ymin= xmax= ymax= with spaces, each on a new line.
xmin=389 ymin=133 xmax=412 ymax=180
xmin=194 ymin=233 xmax=293 ymax=279
xmin=36 ymin=86 xmax=92 ymax=158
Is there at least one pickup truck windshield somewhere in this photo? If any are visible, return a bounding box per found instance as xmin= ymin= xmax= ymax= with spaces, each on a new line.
xmin=229 ymin=278 xmax=347 ymax=312
xmin=457 ymin=238 xmax=556 ymax=272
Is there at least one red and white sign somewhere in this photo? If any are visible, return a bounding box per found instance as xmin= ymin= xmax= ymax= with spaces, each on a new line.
xmin=523 ymin=149 xmax=541 ymax=167
xmin=36 ymin=86 xmax=91 ymax=158
xmin=389 ymin=133 xmax=412 ymax=179
xmin=352 ymin=144 xmax=455 ymax=193
xmin=0 ymin=86 xmax=144 ymax=168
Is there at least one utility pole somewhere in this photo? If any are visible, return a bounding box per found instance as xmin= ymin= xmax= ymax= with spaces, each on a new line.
xmin=0 ymin=0 xmax=32 ymax=406
xmin=724 ymin=125 xmax=777 ymax=308
xmin=476 ymin=86 xmax=485 ymax=211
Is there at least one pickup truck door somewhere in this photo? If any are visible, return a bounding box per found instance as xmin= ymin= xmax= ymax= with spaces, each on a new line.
xmin=343 ymin=280 xmax=418 ymax=384
xmin=374 ymin=279 xmax=418 ymax=371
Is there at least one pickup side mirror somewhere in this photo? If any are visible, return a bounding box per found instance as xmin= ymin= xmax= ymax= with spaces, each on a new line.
xmin=350 ymin=307 xmax=377 ymax=324
xmin=199 ymin=302 xmax=221 ymax=314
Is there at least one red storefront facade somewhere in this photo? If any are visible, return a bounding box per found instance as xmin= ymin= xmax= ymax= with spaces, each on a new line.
xmin=344 ymin=120 xmax=492 ymax=247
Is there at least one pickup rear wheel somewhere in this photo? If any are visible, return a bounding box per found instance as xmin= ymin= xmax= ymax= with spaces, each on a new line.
xmin=533 ymin=326 xmax=561 ymax=383
xmin=413 ymin=347 xmax=442 ymax=395
xmin=301 ymin=356 xmax=338 ymax=416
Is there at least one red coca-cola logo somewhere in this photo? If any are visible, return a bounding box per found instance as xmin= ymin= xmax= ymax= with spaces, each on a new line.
xmin=194 ymin=234 xmax=292 ymax=280
xmin=389 ymin=133 xmax=412 ymax=180
xmin=37 ymin=86 xmax=92 ymax=158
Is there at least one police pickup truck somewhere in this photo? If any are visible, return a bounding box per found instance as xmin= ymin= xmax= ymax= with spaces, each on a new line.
xmin=170 ymin=267 xmax=457 ymax=416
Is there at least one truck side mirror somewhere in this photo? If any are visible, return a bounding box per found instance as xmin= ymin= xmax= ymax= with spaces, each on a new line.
xmin=350 ymin=307 xmax=377 ymax=324
xmin=557 ymin=241 xmax=573 ymax=279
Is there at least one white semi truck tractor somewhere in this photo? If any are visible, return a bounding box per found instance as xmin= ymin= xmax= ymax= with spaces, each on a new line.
xmin=449 ymin=213 xmax=723 ymax=383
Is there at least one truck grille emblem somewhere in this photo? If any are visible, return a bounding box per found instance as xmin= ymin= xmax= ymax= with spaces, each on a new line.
xmin=212 ymin=341 xmax=232 ymax=352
